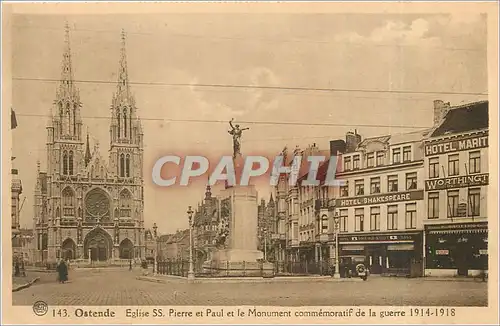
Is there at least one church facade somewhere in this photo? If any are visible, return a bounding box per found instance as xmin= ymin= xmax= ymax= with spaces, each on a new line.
xmin=33 ymin=25 xmax=145 ymax=264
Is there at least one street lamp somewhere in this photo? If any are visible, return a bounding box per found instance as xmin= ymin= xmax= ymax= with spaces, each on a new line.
xmin=153 ymin=223 xmax=158 ymax=276
xmin=187 ymin=206 xmax=195 ymax=281
xmin=333 ymin=211 xmax=341 ymax=279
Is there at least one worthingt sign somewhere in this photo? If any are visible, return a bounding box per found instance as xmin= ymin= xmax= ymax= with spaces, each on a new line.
xmin=425 ymin=173 xmax=489 ymax=191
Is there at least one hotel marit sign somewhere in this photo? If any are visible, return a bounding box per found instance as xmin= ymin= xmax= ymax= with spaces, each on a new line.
xmin=424 ymin=132 xmax=488 ymax=156
xmin=335 ymin=190 xmax=424 ymax=208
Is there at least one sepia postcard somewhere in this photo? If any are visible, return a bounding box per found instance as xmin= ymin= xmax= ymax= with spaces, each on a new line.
xmin=2 ymin=1 xmax=499 ymax=325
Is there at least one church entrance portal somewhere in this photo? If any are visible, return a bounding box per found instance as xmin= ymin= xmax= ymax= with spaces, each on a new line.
xmin=84 ymin=228 xmax=113 ymax=262
xmin=119 ymin=238 xmax=134 ymax=259
xmin=61 ymin=238 xmax=76 ymax=260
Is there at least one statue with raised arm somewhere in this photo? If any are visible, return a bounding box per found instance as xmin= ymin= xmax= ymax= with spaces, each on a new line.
xmin=228 ymin=118 xmax=249 ymax=158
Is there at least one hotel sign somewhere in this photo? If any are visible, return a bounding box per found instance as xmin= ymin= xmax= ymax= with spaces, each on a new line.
xmin=425 ymin=173 xmax=489 ymax=191
xmin=339 ymin=232 xmax=420 ymax=243
xmin=335 ymin=190 xmax=424 ymax=207
xmin=424 ymin=133 xmax=488 ymax=156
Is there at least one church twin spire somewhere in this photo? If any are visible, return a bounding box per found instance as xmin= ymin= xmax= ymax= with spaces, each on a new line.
xmin=56 ymin=22 xmax=79 ymax=103
xmin=52 ymin=23 xmax=141 ymax=174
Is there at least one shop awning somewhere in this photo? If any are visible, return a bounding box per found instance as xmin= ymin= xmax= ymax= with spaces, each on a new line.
xmin=429 ymin=229 xmax=487 ymax=235
xmin=387 ymin=244 xmax=414 ymax=251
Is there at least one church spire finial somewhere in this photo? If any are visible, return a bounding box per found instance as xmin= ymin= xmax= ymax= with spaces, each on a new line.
xmin=205 ymin=176 xmax=212 ymax=200
xmin=84 ymin=128 xmax=91 ymax=167
xmin=117 ymin=28 xmax=130 ymax=95
xmin=56 ymin=22 xmax=79 ymax=103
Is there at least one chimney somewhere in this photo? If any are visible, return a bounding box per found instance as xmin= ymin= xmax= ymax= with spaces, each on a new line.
xmin=433 ymin=100 xmax=451 ymax=125
xmin=346 ymin=130 xmax=362 ymax=153
xmin=329 ymin=139 xmax=346 ymax=156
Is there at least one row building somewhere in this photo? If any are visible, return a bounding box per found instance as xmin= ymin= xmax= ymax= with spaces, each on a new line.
xmin=273 ymin=99 xmax=489 ymax=277
xmin=423 ymin=100 xmax=489 ymax=277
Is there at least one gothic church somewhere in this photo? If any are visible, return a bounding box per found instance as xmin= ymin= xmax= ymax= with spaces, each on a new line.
xmin=33 ymin=25 xmax=145 ymax=264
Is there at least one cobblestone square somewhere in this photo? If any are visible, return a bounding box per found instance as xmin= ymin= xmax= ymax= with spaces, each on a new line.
xmin=12 ymin=269 xmax=487 ymax=307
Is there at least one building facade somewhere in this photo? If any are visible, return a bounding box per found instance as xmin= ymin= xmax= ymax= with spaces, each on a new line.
xmin=193 ymin=184 xmax=219 ymax=270
xmin=332 ymin=129 xmax=430 ymax=276
xmin=33 ymin=26 xmax=145 ymax=265
xmin=257 ymin=195 xmax=276 ymax=261
xmin=157 ymin=230 xmax=190 ymax=261
xmin=11 ymin=168 xmax=23 ymax=260
xmin=423 ymin=100 xmax=489 ymax=277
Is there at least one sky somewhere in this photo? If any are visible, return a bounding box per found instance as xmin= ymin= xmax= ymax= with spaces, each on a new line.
xmin=10 ymin=12 xmax=488 ymax=234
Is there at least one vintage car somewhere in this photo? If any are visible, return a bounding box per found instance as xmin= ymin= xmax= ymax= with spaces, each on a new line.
xmin=339 ymin=255 xmax=369 ymax=281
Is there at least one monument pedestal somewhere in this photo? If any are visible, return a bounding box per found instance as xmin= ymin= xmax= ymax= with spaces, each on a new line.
xmin=203 ymin=184 xmax=274 ymax=277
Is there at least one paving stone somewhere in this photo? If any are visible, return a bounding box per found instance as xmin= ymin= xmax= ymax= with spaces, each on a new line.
xmin=12 ymin=269 xmax=487 ymax=307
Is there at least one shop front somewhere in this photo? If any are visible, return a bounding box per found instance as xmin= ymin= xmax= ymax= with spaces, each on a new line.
xmin=424 ymin=222 xmax=488 ymax=277
xmin=339 ymin=232 xmax=423 ymax=277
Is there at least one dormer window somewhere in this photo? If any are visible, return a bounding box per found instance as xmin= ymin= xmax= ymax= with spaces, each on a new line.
xmin=353 ymin=155 xmax=360 ymax=170
xmin=403 ymin=146 xmax=411 ymax=162
xmin=392 ymin=148 xmax=401 ymax=164
xmin=343 ymin=157 xmax=351 ymax=171
xmin=366 ymin=153 xmax=375 ymax=168
xmin=376 ymin=152 xmax=385 ymax=166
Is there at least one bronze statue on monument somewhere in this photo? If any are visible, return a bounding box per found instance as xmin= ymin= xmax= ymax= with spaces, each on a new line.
xmin=228 ymin=118 xmax=249 ymax=159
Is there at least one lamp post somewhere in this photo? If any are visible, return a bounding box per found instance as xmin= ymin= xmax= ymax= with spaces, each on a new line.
xmin=333 ymin=211 xmax=341 ymax=279
xmin=153 ymin=223 xmax=158 ymax=276
xmin=187 ymin=206 xmax=195 ymax=281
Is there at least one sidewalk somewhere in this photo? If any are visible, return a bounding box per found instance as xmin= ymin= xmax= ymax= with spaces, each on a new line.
xmin=421 ymin=276 xmax=488 ymax=282
xmin=137 ymin=273 xmax=363 ymax=284
xmin=12 ymin=276 xmax=40 ymax=292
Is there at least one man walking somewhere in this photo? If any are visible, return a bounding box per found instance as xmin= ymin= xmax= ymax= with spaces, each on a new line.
xmin=57 ymin=258 xmax=68 ymax=284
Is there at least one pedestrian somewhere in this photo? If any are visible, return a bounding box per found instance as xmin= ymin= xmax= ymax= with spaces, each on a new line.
xmin=21 ymin=259 xmax=26 ymax=277
xmin=14 ymin=260 xmax=20 ymax=277
xmin=129 ymin=259 xmax=132 ymax=271
xmin=57 ymin=258 xmax=68 ymax=283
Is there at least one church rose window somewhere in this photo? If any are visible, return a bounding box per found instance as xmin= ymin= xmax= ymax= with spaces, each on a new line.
xmin=85 ymin=188 xmax=110 ymax=220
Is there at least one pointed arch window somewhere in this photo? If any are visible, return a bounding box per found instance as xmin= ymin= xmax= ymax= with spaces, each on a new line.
xmin=123 ymin=109 xmax=128 ymax=138
xmin=126 ymin=154 xmax=131 ymax=177
xmin=73 ymin=103 xmax=78 ymax=136
xmin=117 ymin=111 xmax=121 ymax=139
xmin=66 ymin=102 xmax=71 ymax=135
xmin=129 ymin=107 xmax=133 ymax=140
xmin=62 ymin=187 xmax=75 ymax=217
xmin=63 ymin=151 xmax=68 ymax=175
xmin=120 ymin=189 xmax=132 ymax=218
xmin=120 ymin=154 xmax=125 ymax=177
xmin=68 ymin=151 xmax=74 ymax=175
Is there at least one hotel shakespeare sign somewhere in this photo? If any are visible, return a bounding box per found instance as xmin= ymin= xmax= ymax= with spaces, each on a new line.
xmin=425 ymin=173 xmax=489 ymax=191
xmin=424 ymin=132 xmax=488 ymax=156
xmin=335 ymin=190 xmax=424 ymax=207
xmin=339 ymin=232 xmax=420 ymax=243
